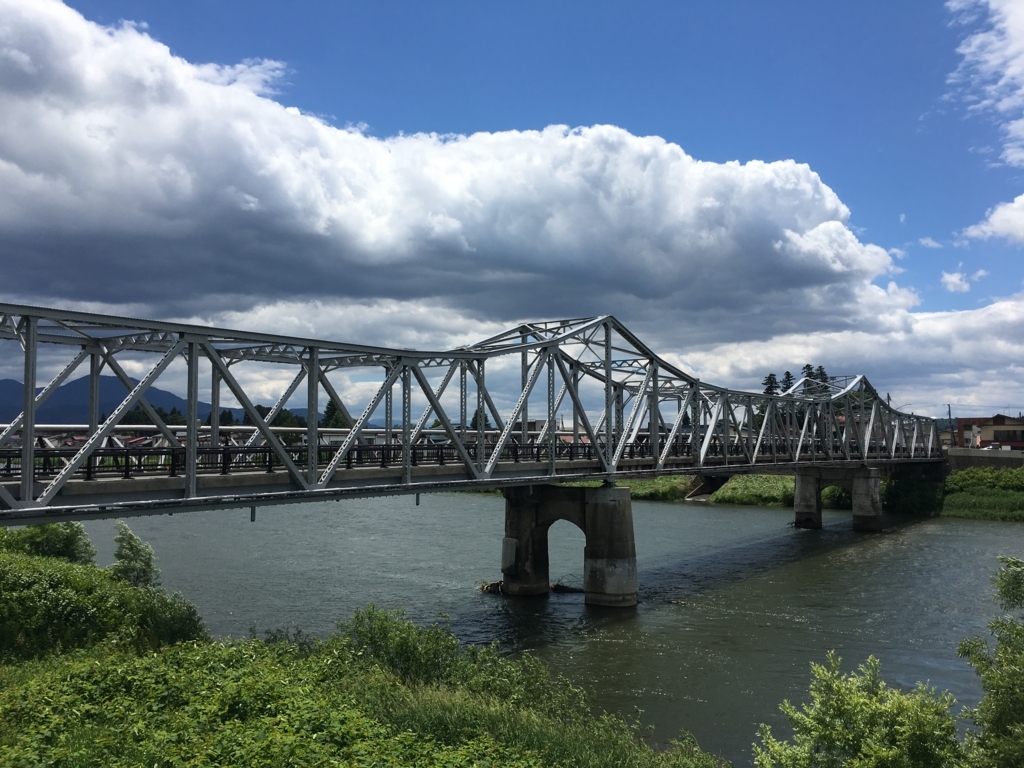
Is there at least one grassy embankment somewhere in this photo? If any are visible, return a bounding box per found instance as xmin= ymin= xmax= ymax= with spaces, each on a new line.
xmin=941 ymin=466 xmax=1024 ymax=521
xmin=0 ymin=524 xmax=720 ymax=768
xmin=704 ymin=466 xmax=1024 ymax=521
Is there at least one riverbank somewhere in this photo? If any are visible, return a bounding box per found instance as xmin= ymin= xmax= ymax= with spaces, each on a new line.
xmin=0 ymin=525 xmax=721 ymax=767
xmin=703 ymin=467 xmax=1024 ymax=521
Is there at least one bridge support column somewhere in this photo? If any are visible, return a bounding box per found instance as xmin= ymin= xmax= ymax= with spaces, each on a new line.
xmin=794 ymin=471 xmax=822 ymax=529
xmin=852 ymin=468 xmax=883 ymax=532
xmin=501 ymin=484 xmax=637 ymax=607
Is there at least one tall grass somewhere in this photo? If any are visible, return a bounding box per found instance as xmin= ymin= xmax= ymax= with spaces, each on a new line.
xmin=709 ymin=475 xmax=794 ymax=507
xmin=941 ymin=467 xmax=1024 ymax=521
xmin=0 ymin=606 xmax=723 ymax=767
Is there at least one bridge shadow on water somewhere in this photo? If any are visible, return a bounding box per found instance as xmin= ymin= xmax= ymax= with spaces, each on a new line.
xmin=448 ymin=510 xmax=930 ymax=653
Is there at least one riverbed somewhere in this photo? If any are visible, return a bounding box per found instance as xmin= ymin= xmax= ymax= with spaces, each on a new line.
xmin=84 ymin=495 xmax=1024 ymax=766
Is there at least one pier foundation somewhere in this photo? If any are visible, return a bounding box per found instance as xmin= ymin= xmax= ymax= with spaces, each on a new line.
xmin=501 ymin=484 xmax=637 ymax=607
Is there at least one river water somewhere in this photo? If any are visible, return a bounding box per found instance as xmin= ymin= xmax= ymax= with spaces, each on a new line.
xmin=83 ymin=494 xmax=1024 ymax=766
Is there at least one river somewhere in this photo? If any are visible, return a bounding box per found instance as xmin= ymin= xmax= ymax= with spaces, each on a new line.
xmin=83 ymin=493 xmax=1024 ymax=766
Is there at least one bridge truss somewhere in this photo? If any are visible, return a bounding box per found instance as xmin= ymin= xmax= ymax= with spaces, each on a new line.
xmin=0 ymin=303 xmax=938 ymax=523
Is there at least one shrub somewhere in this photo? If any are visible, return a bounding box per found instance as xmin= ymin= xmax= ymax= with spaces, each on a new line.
xmin=0 ymin=608 xmax=721 ymax=768
xmin=821 ymin=484 xmax=852 ymax=510
xmin=0 ymin=551 xmax=207 ymax=661
xmin=959 ymin=556 xmax=1024 ymax=767
xmin=109 ymin=520 xmax=160 ymax=587
xmin=0 ymin=522 xmax=95 ymax=564
xmin=753 ymin=652 xmax=964 ymax=768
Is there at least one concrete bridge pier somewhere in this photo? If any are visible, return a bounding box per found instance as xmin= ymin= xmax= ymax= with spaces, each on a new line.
xmin=794 ymin=467 xmax=883 ymax=532
xmin=851 ymin=469 xmax=883 ymax=532
xmin=794 ymin=471 xmax=823 ymax=529
xmin=501 ymin=484 xmax=638 ymax=607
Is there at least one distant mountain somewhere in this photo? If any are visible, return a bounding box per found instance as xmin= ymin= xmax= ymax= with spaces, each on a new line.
xmin=0 ymin=376 xmax=341 ymax=426
xmin=0 ymin=376 xmax=239 ymax=425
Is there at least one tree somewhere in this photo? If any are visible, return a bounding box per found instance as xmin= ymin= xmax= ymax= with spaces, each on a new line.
xmin=814 ymin=365 xmax=829 ymax=385
xmin=470 ymin=407 xmax=491 ymax=430
xmin=754 ymin=652 xmax=963 ymax=768
xmin=780 ymin=371 xmax=795 ymax=393
xmin=321 ymin=399 xmax=349 ymax=429
xmin=762 ymin=373 xmax=779 ymax=397
xmin=109 ymin=520 xmax=160 ymax=588
xmin=959 ymin=556 xmax=1024 ymax=767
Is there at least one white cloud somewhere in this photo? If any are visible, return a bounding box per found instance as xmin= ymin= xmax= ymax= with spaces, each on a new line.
xmin=900 ymin=213 xmax=906 ymax=223
xmin=0 ymin=0 xmax=1020 ymax=413
xmin=942 ymin=270 xmax=972 ymax=292
xmin=965 ymin=192 xmax=1024 ymax=241
xmin=888 ymin=247 xmax=907 ymax=258
xmin=0 ymin=0 xmax=910 ymax=347
xmin=919 ymin=236 xmax=943 ymax=248
xmin=952 ymin=1 xmax=1024 ymax=240
xmin=972 ymin=268 xmax=990 ymax=279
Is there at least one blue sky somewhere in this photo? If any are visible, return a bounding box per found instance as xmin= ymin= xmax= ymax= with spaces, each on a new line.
xmin=68 ymin=0 xmax=1021 ymax=313
xmin=2 ymin=0 xmax=1024 ymax=415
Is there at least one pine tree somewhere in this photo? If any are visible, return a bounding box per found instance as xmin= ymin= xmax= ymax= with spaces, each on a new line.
xmin=780 ymin=371 xmax=795 ymax=393
xmin=470 ymin=407 xmax=491 ymax=430
xmin=762 ymin=373 xmax=779 ymax=396
xmin=814 ymin=365 xmax=828 ymax=384
xmin=109 ymin=521 xmax=160 ymax=588
xmin=321 ymin=399 xmax=349 ymax=429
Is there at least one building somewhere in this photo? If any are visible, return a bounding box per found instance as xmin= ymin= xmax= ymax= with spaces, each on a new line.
xmin=957 ymin=414 xmax=1024 ymax=450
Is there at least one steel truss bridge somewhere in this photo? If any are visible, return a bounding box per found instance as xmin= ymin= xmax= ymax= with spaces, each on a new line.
xmin=0 ymin=303 xmax=939 ymax=526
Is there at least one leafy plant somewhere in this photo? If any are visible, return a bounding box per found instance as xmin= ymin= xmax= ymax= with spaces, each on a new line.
xmin=0 ymin=521 xmax=95 ymax=564
xmin=754 ymin=652 xmax=964 ymax=768
xmin=109 ymin=520 xmax=160 ymax=587
xmin=959 ymin=556 xmax=1024 ymax=768
xmin=0 ymin=551 xmax=206 ymax=661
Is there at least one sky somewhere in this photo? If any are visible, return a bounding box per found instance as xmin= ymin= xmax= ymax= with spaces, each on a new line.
xmin=1 ymin=0 xmax=1024 ymax=417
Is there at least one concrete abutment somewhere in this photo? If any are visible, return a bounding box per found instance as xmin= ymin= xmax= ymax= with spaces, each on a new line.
xmin=501 ymin=484 xmax=637 ymax=608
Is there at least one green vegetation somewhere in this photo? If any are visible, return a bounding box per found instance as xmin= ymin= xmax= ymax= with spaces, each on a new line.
xmin=109 ymin=520 xmax=161 ymax=587
xmin=754 ymin=653 xmax=963 ymax=768
xmin=958 ymin=556 xmax=1024 ymax=766
xmin=0 ymin=521 xmax=96 ymax=564
xmin=942 ymin=467 xmax=1024 ymax=521
xmin=565 ymin=477 xmax=700 ymax=502
xmin=709 ymin=475 xmax=795 ymax=507
xmin=0 ymin=525 xmax=720 ymax=767
xmin=755 ymin=557 xmax=1024 ymax=768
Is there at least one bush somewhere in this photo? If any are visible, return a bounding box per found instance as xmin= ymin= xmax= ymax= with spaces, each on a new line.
xmin=946 ymin=467 xmax=1024 ymax=494
xmin=959 ymin=556 xmax=1024 ymax=767
xmin=941 ymin=468 xmax=1024 ymax=521
xmin=709 ymin=475 xmax=795 ymax=507
xmin=821 ymin=484 xmax=852 ymax=510
xmin=754 ymin=652 xmax=964 ymax=768
xmin=0 ymin=608 xmax=721 ymax=768
xmin=109 ymin=520 xmax=161 ymax=587
xmin=0 ymin=522 xmax=95 ymax=564
xmin=0 ymin=551 xmax=207 ymax=661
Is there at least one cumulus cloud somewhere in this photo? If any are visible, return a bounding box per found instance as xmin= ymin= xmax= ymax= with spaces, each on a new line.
xmin=0 ymin=0 xmax=910 ymax=348
xmin=918 ymin=236 xmax=943 ymax=248
xmin=965 ymin=192 xmax=1024 ymax=241
xmin=673 ymin=292 xmax=1024 ymax=415
xmin=952 ymin=1 xmax=1024 ymax=240
xmin=942 ymin=271 xmax=972 ymax=292
xmin=0 ymin=0 xmax=1020 ymax=414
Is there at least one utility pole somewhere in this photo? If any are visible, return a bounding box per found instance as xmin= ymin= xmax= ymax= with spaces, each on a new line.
xmin=947 ymin=403 xmax=956 ymax=447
